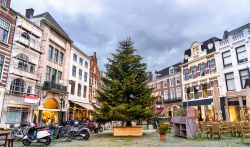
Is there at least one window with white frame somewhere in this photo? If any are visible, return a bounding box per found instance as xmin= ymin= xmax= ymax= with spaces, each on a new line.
xmin=73 ymin=54 xmax=77 ymax=62
xmin=72 ymin=66 xmax=76 ymax=77
xmin=222 ymin=51 xmax=232 ymax=67
xmin=236 ymin=45 xmax=248 ymax=63
xmin=48 ymin=46 xmax=53 ymax=60
xmin=54 ymin=49 xmax=59 ymax=63
xmin=10 ymin=78 xmax=25 ymax=95
xmin=79 ymin=58 xmax=83 ymax=65
xmin=170 ymin=88 xmax=175 ymax=99
xmin=209 ymin=59 xmax=216 ymax=73
xmin=176 ymin=87 xmax=181 ymax=98
xmin=157 ymin=82 xmax=161 ymax=89
xmin=59 ymin=52 xmax=64 ymax=65
xmin=225 ymin=72 xmax=236 ymax=91
xmin=164 ymin=79 xmax=168 ymax=87
xmin=170 ymin=78 xmax=175 ymax=87
xmin=0 ymin=18 xmax=10 ymax=43
xmin=239 ymin=69 xmax=248 ymax=89
xmin=2 ymin=0 xmax=7 ymax=8
xmin=164 ymin=90 xmax=168 ymax=100
xmin=184 ymin=69 xmax=189 ymax=81
xmin=175 ymin=76 xmax=180 ymax=85
xmin=84 ymin=72 xmax=88 ymax=82
xmin=85 ymin=61 xmax=88 ymax=69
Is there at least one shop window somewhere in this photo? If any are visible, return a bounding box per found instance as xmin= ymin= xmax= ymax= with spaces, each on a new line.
xmin=0 ymin=18 xmax=9 ymax=43
xmin=225 ymin=72 xmax=236 ymax=91
xmin=222 ymin=50 xmax=232 ymax=67
xmin=202 ymin=83 xmax=208 ymax=98
xmin=7 ymin=111 xmax=21 ymax=124
xmin=236 ymin=45 xmax=248 ymax=63
xmin=239 ymin=69 xmax=248 ymax=89
xmin=0 ymin=54 xmax=4 ymax=79
xmin=194 ymin=86 xmax=199 ymax=99
xmin=10 ymin=78 xmax=26 ymax=95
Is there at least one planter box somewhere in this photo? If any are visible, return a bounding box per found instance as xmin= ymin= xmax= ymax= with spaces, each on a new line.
xmin=113 ymin=126 xmax=143 ymax=136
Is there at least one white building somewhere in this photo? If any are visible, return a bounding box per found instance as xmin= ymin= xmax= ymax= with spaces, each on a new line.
xmin=1 ymin=10 xmax=43 ymax=128
xmin=215 ymin=23 xmax=250 ymax=122
xmin=68 ymin=44 xmax=93 ymax=120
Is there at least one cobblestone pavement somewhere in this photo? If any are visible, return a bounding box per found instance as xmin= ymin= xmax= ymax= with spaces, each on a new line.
xmin=14 ymin=130 xmax=250 ymax=147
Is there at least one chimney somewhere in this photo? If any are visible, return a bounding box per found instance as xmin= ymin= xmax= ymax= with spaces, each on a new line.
xmin=25 ymin=8 xmax=34 ymax=19
xmin=223 ymin=30 xmax=229 ymax=39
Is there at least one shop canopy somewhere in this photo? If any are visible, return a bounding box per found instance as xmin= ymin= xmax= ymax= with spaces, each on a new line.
xmin=70 ymin=101 xmax=94 ymax=111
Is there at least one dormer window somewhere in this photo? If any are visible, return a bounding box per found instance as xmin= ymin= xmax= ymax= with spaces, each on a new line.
xmin=169 ymin=67 xmax=177 ymax=75
xmin=191 ymin=42 xmax=202 ymax=57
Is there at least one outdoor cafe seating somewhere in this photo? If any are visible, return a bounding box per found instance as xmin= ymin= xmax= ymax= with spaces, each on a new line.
xmin=197 ymin=121 xmax=250 ymax=141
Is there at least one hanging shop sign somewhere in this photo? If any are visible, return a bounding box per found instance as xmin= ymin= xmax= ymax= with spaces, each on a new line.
xmin=25 ymin=95 xmax=39 ymax=104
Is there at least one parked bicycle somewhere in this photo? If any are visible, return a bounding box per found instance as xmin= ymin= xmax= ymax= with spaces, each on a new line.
xmin=11 ymin=121 xmax=30 ymax=141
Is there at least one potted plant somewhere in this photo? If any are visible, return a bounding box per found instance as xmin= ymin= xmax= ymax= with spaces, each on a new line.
xmin=159 ymin=125 xmax=168 ymax=141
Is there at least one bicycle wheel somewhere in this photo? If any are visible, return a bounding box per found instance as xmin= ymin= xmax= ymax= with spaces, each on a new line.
xmin=58 ymin=130 xmax=69 ymax=142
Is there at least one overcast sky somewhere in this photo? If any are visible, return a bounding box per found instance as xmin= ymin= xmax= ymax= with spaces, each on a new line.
xmin=11 ymin=0 xmax=250 ymax=72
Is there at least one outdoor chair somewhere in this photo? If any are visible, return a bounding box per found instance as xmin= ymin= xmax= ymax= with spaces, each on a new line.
xmin=200 ymin=123 xmax=210 ymax=138
xmin=211 ymin=123 xmax=222 ymax=139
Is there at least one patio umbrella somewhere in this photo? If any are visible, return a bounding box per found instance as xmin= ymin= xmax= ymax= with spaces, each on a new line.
xmin=212 ymin=82 xmax=221 ymax=121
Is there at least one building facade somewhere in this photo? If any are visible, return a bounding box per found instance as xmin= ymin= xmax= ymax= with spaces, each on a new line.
xmin=215 ymin=23 xmax=250 ymax=122
xmin=1 ymin=10 xmax=43 ymax=128
xmin=30 ymin=11 xmax=72 ymax=125
xmin=148 ymin=63 xmax=183 ymax=117
xmin=68 ymin=44 xmax=92 ymax=121
xmin=0 ymin=0 xmax=16 ymax=127
xmin=181 ymin=37 xmax=225 ymax=121
xmin=89 ymin=52 xmax=99 ymax=107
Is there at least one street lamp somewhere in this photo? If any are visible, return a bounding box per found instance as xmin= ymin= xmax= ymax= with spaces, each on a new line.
xmin=59 ymin=93 xmax=64 ymax=126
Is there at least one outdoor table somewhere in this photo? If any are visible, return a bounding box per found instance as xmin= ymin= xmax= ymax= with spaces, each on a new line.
xmin=0 ymin=131 xmax=13 ymax=147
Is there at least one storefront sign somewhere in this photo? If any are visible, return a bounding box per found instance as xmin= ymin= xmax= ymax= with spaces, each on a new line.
xmin=25 ymin=95 xmax=39 ymax=104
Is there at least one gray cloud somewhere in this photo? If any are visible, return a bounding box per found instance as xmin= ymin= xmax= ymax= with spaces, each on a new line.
xmin=12 ymin=0 xmax=250 ymax=72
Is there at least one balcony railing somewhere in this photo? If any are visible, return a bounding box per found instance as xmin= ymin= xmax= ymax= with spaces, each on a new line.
xmin=42 ymin=81 xmax=67 ymax=93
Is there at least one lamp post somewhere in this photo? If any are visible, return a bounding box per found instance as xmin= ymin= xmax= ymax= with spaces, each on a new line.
xmin=59 ymin=93 xmax=64 ymax=126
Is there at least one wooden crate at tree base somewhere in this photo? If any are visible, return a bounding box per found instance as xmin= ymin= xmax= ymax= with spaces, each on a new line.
xmin=113 ymin=126 xmax=143 ymax=136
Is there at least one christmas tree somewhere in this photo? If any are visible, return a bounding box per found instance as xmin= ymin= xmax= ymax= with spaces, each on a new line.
xmin=94 ymin=38 xmax=156 ymax=126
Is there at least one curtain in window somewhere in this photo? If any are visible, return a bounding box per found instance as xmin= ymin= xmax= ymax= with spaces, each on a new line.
xmin=7 ymin=111 xmax=22 ymax=124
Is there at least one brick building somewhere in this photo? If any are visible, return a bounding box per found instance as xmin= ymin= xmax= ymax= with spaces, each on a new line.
xmin=0 ymin=0 xmax=16 ymax=126
xmin=148 ymin=63 xmax=183 ymax=117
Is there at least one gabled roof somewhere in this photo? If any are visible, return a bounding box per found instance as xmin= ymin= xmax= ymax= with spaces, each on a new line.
xmin=33 ymin=12 xmax=71 ymax=40
xmin=155 ymin=62 xmax=182 ymax=78
xmin=183 ymin=37 xmax=221 ymax=63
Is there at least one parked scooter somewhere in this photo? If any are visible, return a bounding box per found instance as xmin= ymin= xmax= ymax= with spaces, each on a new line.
xmin=82 ymin=122 xmax=103 ymax=133
xmin=22 ymin=123 xmax=51 ymax=146
xmin=68 ymin=121 xmax=89 ymax=140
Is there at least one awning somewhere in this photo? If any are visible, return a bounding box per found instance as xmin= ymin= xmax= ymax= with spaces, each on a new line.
xmin=70 ymin=101 xmax=94 ymax=111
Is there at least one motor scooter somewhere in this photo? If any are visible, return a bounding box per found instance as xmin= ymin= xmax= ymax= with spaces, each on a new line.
xmin=68 ymin=121 xmax=89 ymax=140
xmin=22 ymin=126 xmax=51 ymax=146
